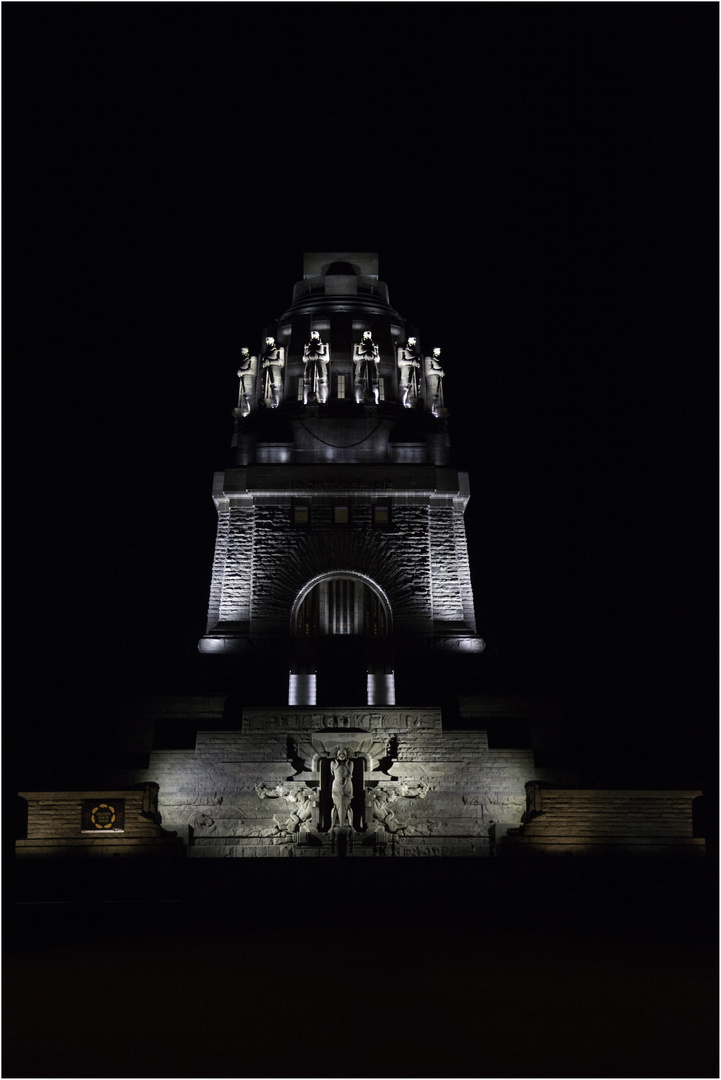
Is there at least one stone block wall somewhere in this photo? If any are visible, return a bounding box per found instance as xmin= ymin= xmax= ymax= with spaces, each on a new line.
xmin=203 ymin=466 xmax=478 ymax=643
xmin=217 ymin=502 xmax=254 ymax=625
xmin=205 ymin=506 xmax=230 ymax=632
xmin=117 ymin=708 xmax=537 ymax=858
xmin=502 ymin=787 xmax=705 ymax=857
xmin=15 ymin=790 xmax=184 ymax=858
xmin=429 ymin=505 xmax=466 ymax=625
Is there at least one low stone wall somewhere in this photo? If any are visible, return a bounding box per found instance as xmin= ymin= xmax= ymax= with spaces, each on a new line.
xmin=15 ymin=790 xmax=184 ymax=858
xmin=502 ymin=786 xmax=705 ymax=857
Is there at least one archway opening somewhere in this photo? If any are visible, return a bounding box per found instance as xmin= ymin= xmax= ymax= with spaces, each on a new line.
xmin=295 ymin=576 xmax=388 ymax=637
xmin=289 ymin=575 xmax=394 ymax=706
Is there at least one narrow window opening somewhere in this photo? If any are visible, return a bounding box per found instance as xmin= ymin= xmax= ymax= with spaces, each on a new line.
xmin=292 ymin=501 xmax=310 ymax=526
xmin=372 ymin=501 xmax=391 ymax=527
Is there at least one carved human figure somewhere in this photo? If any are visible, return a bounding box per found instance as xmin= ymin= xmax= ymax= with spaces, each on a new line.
xmin=282 ymin=788 xmax=318 ymax=833
xmin=330 ymin=748 xmax=355 ymax=829
xmin=353 ymin=330 xmax=380 ymax=404
xmin=424 ymin=347 xmax=445 ymax=415
xmin=397 ymin=336 xmax=421 ymax=408
xmin=370 ymin=787 xmax=404 ymax=833
xmin=302 ymin=330 xmax=329 ymax=404
xmin=236 ymin=346 xmax=257 ymax=417
xmin=487 ymin=819 xmax=496 ymax=857
xmin=397 ymin=779 xmax=430 ymax=800
xmin=261 ymin=336 xmax=285 ymax=408
xmin=255 ymin=783 xmax=290 ymax=800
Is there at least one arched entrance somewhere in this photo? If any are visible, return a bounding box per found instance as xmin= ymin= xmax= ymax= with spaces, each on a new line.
xmin=289 ymin=573 xmax=394 ymax=706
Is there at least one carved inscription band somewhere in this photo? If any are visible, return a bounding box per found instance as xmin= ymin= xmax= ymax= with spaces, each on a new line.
xmin=290 ymin=480 xmax=393 ymax=490
xmin=242 ymin=709 xmax=441 ymax=732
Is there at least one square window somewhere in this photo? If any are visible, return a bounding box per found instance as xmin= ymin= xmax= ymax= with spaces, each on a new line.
xmin=293 ymin=503 xmax=310 ymax=525
xmin=373 ymin=503 xmax=390 ymax=526
xmin=333 ymin=505 xmax=349 ymax=525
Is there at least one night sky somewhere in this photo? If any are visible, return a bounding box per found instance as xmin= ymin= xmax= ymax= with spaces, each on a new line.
xmin=5 ymin=5 xmax=717 ymax=791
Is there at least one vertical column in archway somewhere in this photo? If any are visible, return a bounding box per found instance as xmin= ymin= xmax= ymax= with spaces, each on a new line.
xmin=367 ymin=671 xmax=395 ymax=705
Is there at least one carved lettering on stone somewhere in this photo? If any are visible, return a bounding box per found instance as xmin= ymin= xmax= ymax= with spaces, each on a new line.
xmin=242 ymin=708 xmax=441 ymax=733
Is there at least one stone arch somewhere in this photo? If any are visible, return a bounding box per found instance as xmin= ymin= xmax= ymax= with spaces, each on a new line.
xmin=289 ymin=573 xmax=395 ymax=707
xmin=291 ymin=571 xmax=392 ymax=637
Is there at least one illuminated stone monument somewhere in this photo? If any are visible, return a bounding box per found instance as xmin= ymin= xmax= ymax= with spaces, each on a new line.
xmin=127 ymin=252 xmax=540 ymax=856
xmin=15 ymin=254 xmax=704 ymax=860
xmin=204 ymin=253 xmax=482 ymax=704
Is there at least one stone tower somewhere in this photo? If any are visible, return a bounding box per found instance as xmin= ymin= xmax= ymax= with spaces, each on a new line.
xmin=199 ymin=252 xmax=484 ymax=711
xmin=16 ymin=254 xmax=704 ymax=860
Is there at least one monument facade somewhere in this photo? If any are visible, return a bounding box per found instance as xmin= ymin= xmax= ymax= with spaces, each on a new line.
xmin=15 ymin=254 xmax=703 ymax=859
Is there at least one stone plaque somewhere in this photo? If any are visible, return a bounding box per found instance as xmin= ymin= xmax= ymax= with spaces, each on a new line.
xmin=81 ymin=799 xmax=125 ymax=832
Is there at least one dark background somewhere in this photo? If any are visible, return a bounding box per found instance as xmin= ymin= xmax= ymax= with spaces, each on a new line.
xmin=5 ymin=5 xmax=717 ymax=789
xmin=4 ymin=8 xmax=718 ymax=1079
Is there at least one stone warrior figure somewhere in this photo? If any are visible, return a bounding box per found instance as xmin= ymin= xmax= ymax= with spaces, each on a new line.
xmin=424 ymin=347 xmax=445 ymax=416
xmin=353 ymin=330 xmax=380 ymax=404
xmin=261 ymin=336 xmax=285 ymax=408
xmin=397 ymin=336 xmax=422 ymax=408
xmin=330 ymin=747 xmax=355 ymax=829
xmin=235 ymin=346 xmax=257 ymax=417
xmin=302 ymin=330 xmax=329 ymax=404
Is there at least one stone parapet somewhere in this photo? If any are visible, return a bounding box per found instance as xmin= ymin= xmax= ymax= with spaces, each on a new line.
xmin=15 ymin=790 xmax=184 ymax=858
xmin=502 ymin=787 xmax=705 ymax=857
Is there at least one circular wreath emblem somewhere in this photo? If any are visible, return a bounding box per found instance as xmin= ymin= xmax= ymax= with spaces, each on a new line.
xmin=90 ymin=803 xmax=116 ymax=829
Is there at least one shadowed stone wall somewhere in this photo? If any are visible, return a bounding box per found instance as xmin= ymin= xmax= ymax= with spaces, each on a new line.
xmin=503 ymin=786 xmax=704 ymax=857
xmin=16 ymin=790 xmax=184 ymax=858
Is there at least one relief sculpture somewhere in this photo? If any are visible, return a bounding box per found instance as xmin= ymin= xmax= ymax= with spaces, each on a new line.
xmin=234 ymin=346 xmax=257 ymax=418
xmin=302 ymin=331 xmax=329 ymax=404
xmin=274 ymin=787 xmax=318 ymax=833
xmin=353 ymin=331 xmax=380 ymax=404
xmin=369 ymin=780 xmax=431 ymax=836
xmin=424 ymin=347 xmax=445 ymax=416
xmin=255 ymin=782 xmax=291 ymax=799
xmin=397 ymin=336 xmax=421 ymax=408
xmin=261 ymin=336 xmax=285 ymax=408
xmin=330 ymin=748 xmax=355 ymax=829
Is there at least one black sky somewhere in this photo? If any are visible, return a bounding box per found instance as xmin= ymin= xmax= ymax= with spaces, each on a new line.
xmin=4 ymin=4 xmax=718 ymax=790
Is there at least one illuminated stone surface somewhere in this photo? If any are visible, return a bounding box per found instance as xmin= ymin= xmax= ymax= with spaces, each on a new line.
xmin=15 ymin=254 xmax=704 ymax=860
xmin=103 ymin=707 xmax=541 ymax=857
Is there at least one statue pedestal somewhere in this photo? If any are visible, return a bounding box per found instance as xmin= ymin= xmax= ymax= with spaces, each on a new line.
xmin=330 ymin=824 xmax=353 ymax=856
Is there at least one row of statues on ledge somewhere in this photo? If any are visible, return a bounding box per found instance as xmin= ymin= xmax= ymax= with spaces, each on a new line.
xmin=234 ymin=333 xmax=445 ymax=417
